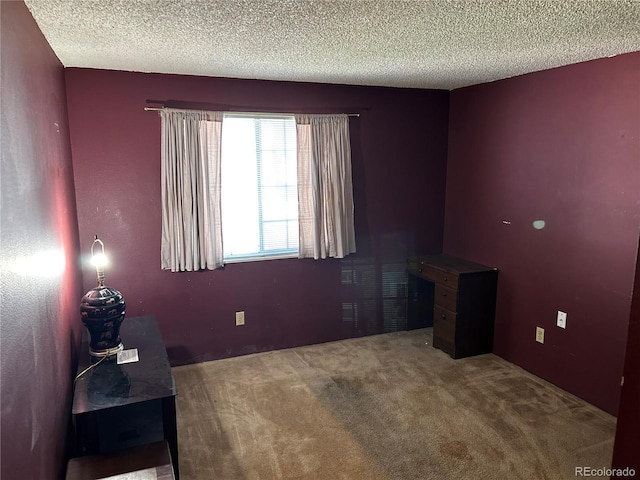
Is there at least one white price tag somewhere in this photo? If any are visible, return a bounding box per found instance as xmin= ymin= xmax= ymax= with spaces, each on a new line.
xmin=117 ymin=348 xmax=139 ymax=365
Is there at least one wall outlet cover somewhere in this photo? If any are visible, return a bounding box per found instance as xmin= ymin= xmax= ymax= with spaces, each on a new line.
xmin=557 ymin=310 xmax=567 ymax=329
xmin=235 ymin=311 xmax=245 ymax=326
xmin=536 ymin=326 xmax=545 ymax=344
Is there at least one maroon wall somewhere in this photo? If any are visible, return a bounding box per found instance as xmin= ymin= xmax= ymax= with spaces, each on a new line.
xmin=64 ymin=68 xmax=449 ymax=365
xmin=444 ymin=52 xmax=640 ymax=415
xmin=612 ymin=235 xmax=640 ymax=472
xmin=0 ymin=3 xmax=83 ymax=479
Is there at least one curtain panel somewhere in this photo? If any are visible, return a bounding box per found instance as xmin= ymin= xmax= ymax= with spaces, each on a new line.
xmin=295 ymin=114 xmax=356 ymax=260
xmin=160 ymin=109 xmax=224 ymax=271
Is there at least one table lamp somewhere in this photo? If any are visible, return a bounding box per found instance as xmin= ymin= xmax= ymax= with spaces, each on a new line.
xmin=80 ymin=236 xmax=126 ymax=357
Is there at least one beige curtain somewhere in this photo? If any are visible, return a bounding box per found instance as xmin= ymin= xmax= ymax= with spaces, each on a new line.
xmin=295 ymin=114 xmax=356 ymax=259
xmin=160 ymin=109 xmax=223 ymax=271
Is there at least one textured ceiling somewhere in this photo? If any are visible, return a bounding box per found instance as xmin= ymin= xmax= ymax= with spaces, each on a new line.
xmin=24 ymin=0 xmax=640 ymax=90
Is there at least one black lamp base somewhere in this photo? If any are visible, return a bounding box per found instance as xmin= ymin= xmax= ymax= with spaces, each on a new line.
xmin=80 ymin=285 xmax=126 ymax=359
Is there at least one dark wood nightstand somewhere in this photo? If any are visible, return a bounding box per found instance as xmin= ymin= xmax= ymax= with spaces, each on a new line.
xmin=408 ymin=254 xmax=498 ymax=359
xmin=72 ymin=316 xmax=179 ymax=479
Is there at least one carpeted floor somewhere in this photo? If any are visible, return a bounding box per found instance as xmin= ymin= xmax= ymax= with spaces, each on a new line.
xmin=172 ymin=328 xmax=615 ymax=480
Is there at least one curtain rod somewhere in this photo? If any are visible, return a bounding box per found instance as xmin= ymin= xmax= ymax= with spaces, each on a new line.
xmin=143 ymin=106 xmax=360 ymax=117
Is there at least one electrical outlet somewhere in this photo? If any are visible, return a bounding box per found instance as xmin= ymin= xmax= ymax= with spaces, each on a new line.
xmin=235 ymin=311 xmax=245 ymax=326
xmin=557 ymin=310 xmax=567 ymax=329
xmin=536 ymin=326 xmax=545 ymax=344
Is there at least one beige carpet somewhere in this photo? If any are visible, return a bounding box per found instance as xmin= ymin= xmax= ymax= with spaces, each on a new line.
xmin=172 ymin=328 xmax=615 ymax=480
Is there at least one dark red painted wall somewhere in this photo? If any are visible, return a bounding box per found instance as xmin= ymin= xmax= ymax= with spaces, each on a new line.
xmin=612 ymin=236 xmax=640 ymax=472
xmin=444 ymin=52 xmax=640 ymax=415
xmin=0 ymin=3 xmax=82 ymax=479
xmin=64 ymin=69 xmax=449 ymax=365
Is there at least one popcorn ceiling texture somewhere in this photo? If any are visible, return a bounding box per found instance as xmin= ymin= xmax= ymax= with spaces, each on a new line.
xmin=24 ymin=0 xmax=640 ymax=89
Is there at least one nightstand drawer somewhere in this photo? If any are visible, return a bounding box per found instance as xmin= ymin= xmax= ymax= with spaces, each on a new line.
xmin=433 ymin=305 xmax=456 ymax=341
xmin=434 ymin=283 xmax=457 ymax=311
xmin=408 ymin=262 xmax=460 ymax=289
xmin=408 ymin=260 xmax=431 ymax=280
xmin=408 ymin=254 xmax=497 ymax=359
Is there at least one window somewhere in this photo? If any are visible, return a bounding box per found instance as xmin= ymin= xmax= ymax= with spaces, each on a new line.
xmin=160 ymin=109 xmax=355 ymax=272
xmin=220 ymin=114 xmax=298 ymax=261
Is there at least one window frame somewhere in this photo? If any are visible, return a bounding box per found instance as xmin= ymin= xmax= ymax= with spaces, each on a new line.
xmin=220 ymin=112 xmax=299 ymax=264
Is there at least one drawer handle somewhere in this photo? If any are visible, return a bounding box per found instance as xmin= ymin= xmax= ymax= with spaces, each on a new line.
xmin=442 ymin=291 xmax=447 ymax=297
xmin=441 ymin=314 xmax=446 ymax=319
xmin=443 ymin=276 xmax=448 ymax=282
xmin=418 ymin=267 xmax=423 ymax=273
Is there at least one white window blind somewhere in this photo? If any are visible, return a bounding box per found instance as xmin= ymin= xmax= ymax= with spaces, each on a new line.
xmin=221 ymin=114 xmax=298 ymax=261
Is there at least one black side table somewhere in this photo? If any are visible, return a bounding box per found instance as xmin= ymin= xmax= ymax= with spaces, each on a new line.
xmin=72 ymin=315 xmax=179 ymax=479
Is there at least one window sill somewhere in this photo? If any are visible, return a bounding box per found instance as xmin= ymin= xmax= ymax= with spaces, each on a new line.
xmin=223 ymin=253 xmax=298 ymax=264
